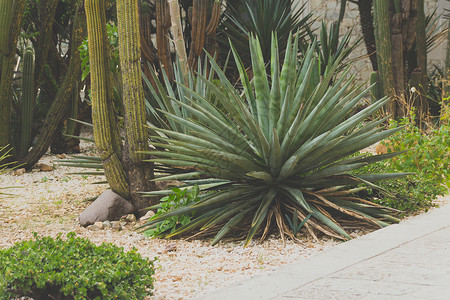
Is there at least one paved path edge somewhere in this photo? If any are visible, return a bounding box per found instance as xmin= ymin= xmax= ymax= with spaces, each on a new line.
xmin=199 ymin=203 xmax=450 ymax=300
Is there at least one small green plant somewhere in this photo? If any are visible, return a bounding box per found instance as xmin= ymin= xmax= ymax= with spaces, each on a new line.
xmin=41 ymin=176 xmax=49 ymax=183
xmin=144 ymin=185 xmax=202 ymax=238
xmin=0 ymin=232 xmax=155 ymax=300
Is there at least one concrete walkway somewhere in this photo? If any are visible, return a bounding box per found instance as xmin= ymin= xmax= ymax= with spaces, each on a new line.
xmin=201 ymin=203 xmax=450 ymax=300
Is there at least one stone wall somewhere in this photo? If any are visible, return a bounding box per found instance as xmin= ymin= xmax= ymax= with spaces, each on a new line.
xmin=294 ymin=0 xmax=448 ymax=84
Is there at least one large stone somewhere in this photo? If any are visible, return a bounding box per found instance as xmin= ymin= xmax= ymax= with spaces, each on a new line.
xmin=79 ymin=190 xmax=134 ymax=227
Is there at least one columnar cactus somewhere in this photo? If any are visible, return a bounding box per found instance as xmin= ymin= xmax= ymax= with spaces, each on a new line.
xmin=415 ymin=0 xmax=428 ymax=113
xmin=85 ymin=0 xmax=129 ymax=198
xmin=19 ymin=47 xmax=35 ymax=158
xmin=0 ymin=0 xmax=25 ymax=155
xmin=117 ymin=0 xmax=156 ymax=209
xmin=369 ymin=71 xmax=381 ymax=104
xmin=373 ymin=0 xmax=396 ymax=116
xmin=156 ymin=0 xmax=174 ymax=81
xmin=188 ymin=0 xmax=221 ymax=68
xmin=0 ymin=0 xmax=13 ymax=56
xmin=65 ymin=81 xmax=79 ymax=136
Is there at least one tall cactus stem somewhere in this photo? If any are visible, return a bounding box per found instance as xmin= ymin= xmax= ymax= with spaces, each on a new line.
xmin=0 ymin=0 xmax=14 ymax=55
xmin=415 ymin=0 xmax=428 ymax=115
xmin=156 ymin=0 xmax=174 ymax=81
xmin=19 ymin=47 xmax=35 ymax=158
xmin=0 ymin=0 xmax=25 ymax=156
xmin=85 ymin=0 xmax=129 ymax=198
xmin=117 ymin=0 xmax=156 ymax=210
xmin=373 ymin=0 xmax=396 ymax=117
xmin=65 ymin=81 xmax=79 ymax=136
xmin=369 ymin=71 xmax=381 ymax=104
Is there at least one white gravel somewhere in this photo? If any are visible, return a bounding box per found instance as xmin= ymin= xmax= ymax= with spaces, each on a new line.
xmin=0 ymin=129 xmax=338 ymax=299
xmin=1 ymin=128 xmax=447 ymax=299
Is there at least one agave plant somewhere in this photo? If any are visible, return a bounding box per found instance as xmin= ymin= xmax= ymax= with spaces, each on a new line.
xmin=218 ymin=0 xmax=313 ymax=67
xmin=139 ymin=33 xmax=406 ymax=246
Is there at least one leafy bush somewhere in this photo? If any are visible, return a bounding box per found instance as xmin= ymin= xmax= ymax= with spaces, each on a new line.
xmin=0 ymin=232 xmax=155 ymax=300
xmin=144 ymin=185 xmax=202 ymax=237
xmin=356 ymin=109 xmax=449 ymax=213
xmin=140 ymin=34 xmax=405 ymax=246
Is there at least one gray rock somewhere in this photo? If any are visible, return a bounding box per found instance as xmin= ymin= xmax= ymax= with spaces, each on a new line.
xmin=79 ymin=190 xmax=135 ymax=227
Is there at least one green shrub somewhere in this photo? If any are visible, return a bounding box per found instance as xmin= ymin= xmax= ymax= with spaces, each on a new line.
xmin=0 ymin=232 xmax=155 ymax=300
xmin=355 ymin=109 xmax=449 ymax=213
xmin=144 ymin=185 xmax=202 ymax=238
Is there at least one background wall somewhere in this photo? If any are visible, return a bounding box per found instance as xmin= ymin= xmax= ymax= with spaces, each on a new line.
xmin=294 ymin=0 xmax=449 ymax=83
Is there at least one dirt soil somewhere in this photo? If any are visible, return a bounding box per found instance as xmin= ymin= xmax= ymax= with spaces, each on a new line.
xmin=1 ymin=127 xmax=448 ymax=299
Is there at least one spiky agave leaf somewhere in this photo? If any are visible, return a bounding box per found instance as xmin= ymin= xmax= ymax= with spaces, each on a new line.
xmin=140 ymin=34 xmax=406 ymax=246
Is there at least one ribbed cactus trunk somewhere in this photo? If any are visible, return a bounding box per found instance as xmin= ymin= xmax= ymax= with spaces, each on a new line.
xmin=414 ymin=0 xmax=428 ymax=116
xmin=373 ymin=0 xmax=396 ymax=117
xmin=442 ymin=19 xmax=450 ymax=124
xmin=33 ymin=0 xmax=59 ymax=97
xmin=0 ymin=0 xmax=26 ymax=156
xmin=445 ymin=19 xmax=450 ymax=98
xmin=85 ymin=0 xmax=130 ymax=199
xmin=20 ymin=0 xmax=86 ymax=169
xmin=117 ymin=0 xmax=156 ymax=211
xmin=188 ymin=0 xmax=221 ymax=68
xmin=156 ymin=0 xmax=174 ymax=81
xmin=19 ymin=47 xmax=35 ymax=159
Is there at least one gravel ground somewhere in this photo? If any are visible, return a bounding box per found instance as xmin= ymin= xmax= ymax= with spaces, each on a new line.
xmin=1 ymin=128 xmax=448 ymax=299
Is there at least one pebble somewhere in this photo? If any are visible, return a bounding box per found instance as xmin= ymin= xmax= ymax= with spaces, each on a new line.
xmin=13 ymin=168 xmax=26 ymax=176
xmin=140 ymin=210 xmax=155 ymax=222
xmin=87 ymin=224 xmax=101 ymax=231
xmin=124 ymin=214 xmax=137 ymax=223
xmin=94 ymin=221 xmax=103 ymax=229
xmin=36 ymin=163 xmax=53 ymax=172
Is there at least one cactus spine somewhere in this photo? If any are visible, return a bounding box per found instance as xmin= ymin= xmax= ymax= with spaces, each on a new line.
xmin=85 ymin=0 xmax=129 ymax=198
xmin=373 ymin=0 xmax=396 ymax=117
xmin=19 ymin=47 xmax=35 ymax=158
